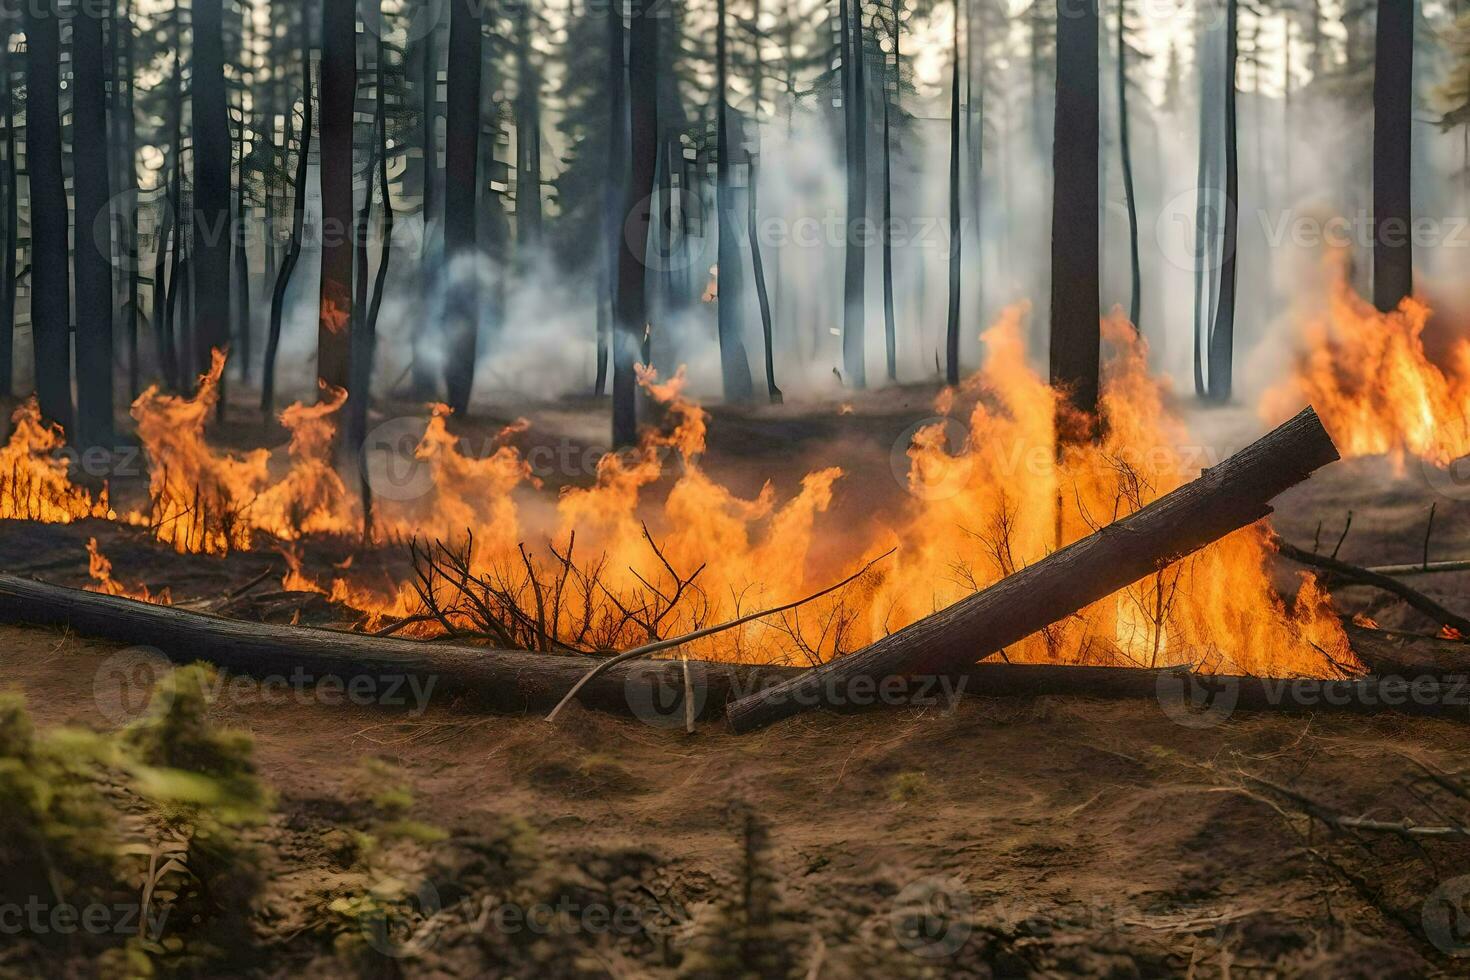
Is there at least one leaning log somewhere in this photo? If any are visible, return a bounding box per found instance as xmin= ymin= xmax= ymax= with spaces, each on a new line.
xmin=0 ymin=572 xmax=1466 ymax=723
xmin=725 ymin=407 xmax=1342 ymax=733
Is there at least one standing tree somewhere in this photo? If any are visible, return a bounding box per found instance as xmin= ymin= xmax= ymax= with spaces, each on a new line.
xmin=715 ymin=0 xmax=755 ymax=401
xmin=443 ymin=0 xmax=483 ymax=414
xmin=1049 ymin=0 xmax=1101 ymax=420
xmin=72 ymin=1 xmax=116 ymax=446
xmin=0 ymin=22 xmax=15 ymax=399
xmin=613 ymin=0 xmax=658 ymax=447
xmin=1195 ymin=0 xmax=1238 ymax=402
xmin=839 ymin=0 xmax=867 ymax=387
xmin=192 ymin=0 xmax=233 ymax=392
xmin=317 ymin=0 xmax=355 ymax=396
xmin=1372 ymin=0 xmax=1413 ymax=312
xmin=24 ymin=0 xmax=73 ymax=431
xmin=1116 ymin=0 xmax=1141 ymax=332
xmin=515 ymin=0 xmax=544 ymax=249
xmin=880 ymin=0 xmax=903 ymax=383
xmin=945 ymin=0 xmax=962 ymax=386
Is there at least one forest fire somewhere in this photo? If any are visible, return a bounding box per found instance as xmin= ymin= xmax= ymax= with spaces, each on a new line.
xmin=0 ymin=312 xmax=1368 ymax=679
xmin=1266 ymin=270 xmax=1470 ymax=467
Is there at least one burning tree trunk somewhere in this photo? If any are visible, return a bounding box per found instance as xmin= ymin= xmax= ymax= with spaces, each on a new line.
xmin=72 ymin=2 xmax=116 ymax=447
xmin=263 ymin=25 xmax=314 ymax=415
xmin=1048 ymin=0 xmax=1101 ymax=419
xmin=317 ymin=0 xmax=356 ymax=395
xmin=1372 ymin=0 xmax=1413 ymax=313
xmin=726 ymin=407 xmax=1342 ymax=733
xmin=443 ymin=0 xmax=483 ymax=415
xmin=613 ymin=0 xmax=658 ymax=447
xmin=24 ymin=0 xmax=73 ymax=432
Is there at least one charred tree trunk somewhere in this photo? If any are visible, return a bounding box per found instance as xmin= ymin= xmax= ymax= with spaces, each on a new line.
xmin=121 ymin=0 xmax=140 ymax=398
xmin=597 ymin=1 xmax=626 ymax=399
xmin=715 ymin=0 xmax=755 ymax=402
xmin=234 ymin=111 xmax=253 ymax=382
xmin=1205 ymin=0 xmax=1239 ymax=403
xmin=317 ymin=0 xmax=355 ymax=397
xmin=72 ymin=2 xmax=116 ymax=447
xmin=515 ymin=5 xmax=543 ymax=249
xmin=1049 ymin=0 xmax=1101 ymax=420
xmin=613 ymin=0 xmax=658 ymax=447
xmin=840 ymin=0 xmax=867 ymax=388
xmin=881 ymin=0 xmax=901 ymax=383
xmin=945 ymin=2 xmax=962 ymax=386
xmin=24 ymin=0 xmax=73 ymax=432
xmin=748 ymin=153 xmax=782 ymax=404
xmin=0 ymin=26 xmax=18 ymax=398
xmin=1116 ymin=0 xmax=1141 ymax=332
xmin=442 ymin=0 xmax=483 ymax=415
xmin=1372 ymin=0 xmax=1413 ymax=313
xmin=192 ymin=0 xmax=233 ymax=400
xmin=727 ymin=407 xmax=1342 ymax=732
xmin=263 ymin=31 xmax=313 ymax=415
xmin=410 ymin=12 xmax=439 ymax=399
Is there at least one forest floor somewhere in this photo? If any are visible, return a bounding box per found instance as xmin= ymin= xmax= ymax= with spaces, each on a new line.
xmin=3 ymin=385 xmax=1470 ymax=977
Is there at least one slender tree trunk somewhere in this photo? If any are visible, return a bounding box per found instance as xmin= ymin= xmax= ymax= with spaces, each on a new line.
xmin=235 ymin=111 xmax=253 ymax=381
xmin=316 ymin=0 xmax=355 ymax=400
xmin=715 ymin=0 xmax=755 ymax=402
xmin=613 ymin=0 xmax=658 ymax=447
xmin=24 ymin=0 xmax=73 ymax=432
xmin=0 ymin=31 xmax=16 ymax=398
xmin=747 ymin=2 xmax=781 ymax=404
xmin=945 ymin=1 xmax=962 ymax=386
xmin=443 ymin=0 xmax=483 ymax=414
xmin=840 ymin=0 xmax=868 ymax=387
xmin=1117 ymin=0 xmax=1141 ymax=332
xmin=1049 ymin=0 xmax=1101 ymax=420
xmin=516 ymin=5 xmax=543 ymax=249
xmin=597 ymin=1 xmax=627 ymax=398
xmin=122 ymin=0 xmax=140 ymax=398
xmin=881 ymin=0 xmax=901 ymax=383
xmin=192 ymin=0 xmax=233 ymax=401
xmin=410 ymin=11 xmax=439 ymax=399
xmin=263 ymin=29 xmax=313 ymax=415
xmin=1206 ymin=0 xmax=1238 ymax=402
xmin=72 ymin=1 xmax=116 ymax=447
xmin=1372 ymin=0 xmax=1413 ymax=313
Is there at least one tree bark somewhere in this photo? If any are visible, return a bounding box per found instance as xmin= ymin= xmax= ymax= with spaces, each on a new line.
xmin=515 ymin=5 xmax=543 ymax=249
xmin=443 ymin=0 xmax=483 ymax=414
xmin=1205 ymin=0 xmax=1238 ymax=402
xmin=191 ymin=0 xmax=233 ymax=394
xmin=316 ymin=0 xmax=355 ymax=395
xmin=1372 ymin=0 xmax=1413 ymax=313
xmin=881 ymin=0 xmax=900 ymax=383
xmin=840 ymin=0 xmax=867 ymax=388
xmin=263 ymin=31 xmax=313 ymax=415
xmin=410 ymin=11 xmax=439 ymax=399
xmin=0 ymin=25 xmax=18 ymax=398
xmin=24 ymin=0 xmax=73 ymax=432
xmin=1048 ymin=0 xmax=1101 ymax=419
xmin=715 ymin=0 xmax=755 ymax=402
xmin=726 ymin=407 xmax=1342 ymax=733
xmin=72 ymin=2 xmax=116 ymax=447
xmin=945 ymin=0 xmax=962 ymax=386
xmin=613 ymin=0 xmax=658 ymax=447
xmin=1117 ymin=0 xmax=1141 ymax=332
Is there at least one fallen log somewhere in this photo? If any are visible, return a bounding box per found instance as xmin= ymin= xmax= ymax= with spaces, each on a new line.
xmin=0 ymin=572 xmax=1467 ymax=724
xmin=1276 ymin=538 xmax=1470 ymax=636
xmin=725 ymin=407 xmax=1342 ymax=733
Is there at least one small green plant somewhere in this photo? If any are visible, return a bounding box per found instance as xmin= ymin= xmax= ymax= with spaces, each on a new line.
xmin=890 ymin=771 xmax=930 ymax=806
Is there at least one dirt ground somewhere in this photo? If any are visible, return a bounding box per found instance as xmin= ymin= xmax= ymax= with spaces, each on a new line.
xmin=3 ymin=388 xmax=1470 ymax=977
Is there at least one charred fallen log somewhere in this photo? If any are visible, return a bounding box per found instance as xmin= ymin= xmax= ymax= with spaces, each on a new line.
xmin=725 ymin=407 xmax=1342 ymax=733
xmin=0 ymin=572 xmax=1466 ymax=725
